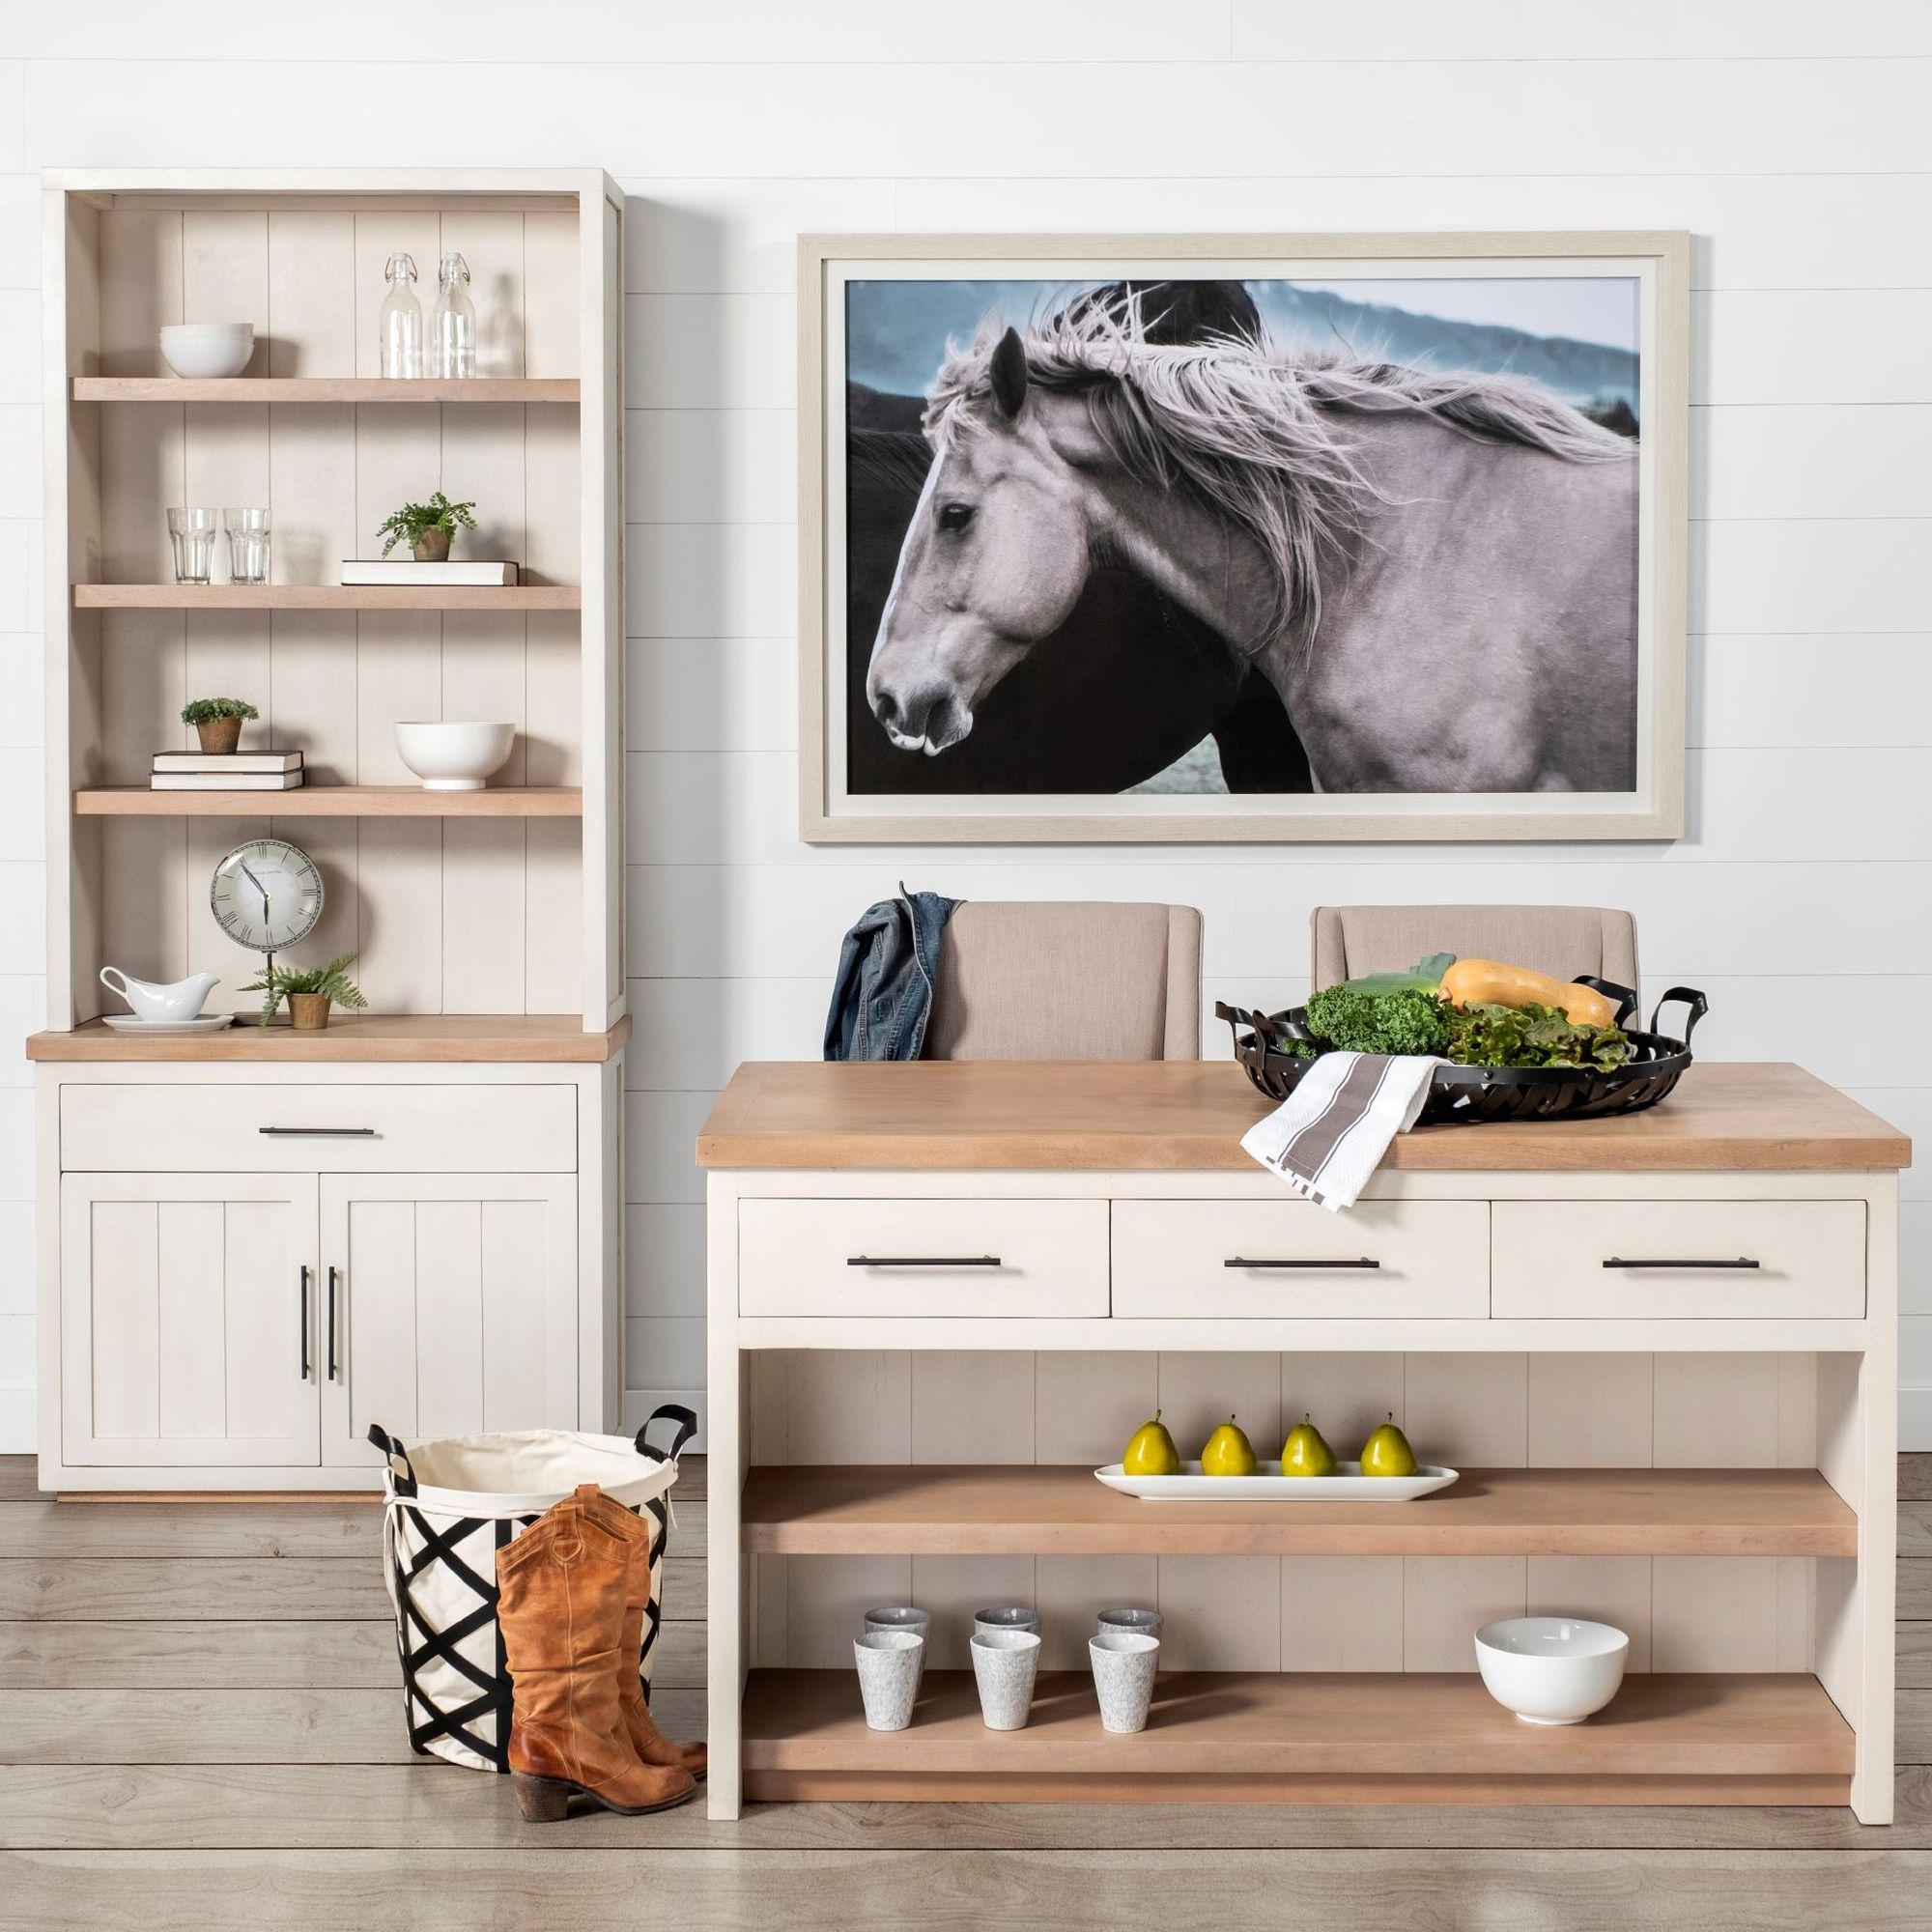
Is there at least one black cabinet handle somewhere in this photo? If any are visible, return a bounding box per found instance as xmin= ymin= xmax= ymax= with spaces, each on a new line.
xmin=1603 ymin=1257 xmax=1760 ymax=1270
xmin=259 ymin=1126 xmax=377 ymax=1138
xmin=327 ymin=1266 xmax=340 ymax=1381
xmin=845 ymin=1255 xmax=1003 ymax=1268
xmin=1225 ymin=1256 xmax=1380 ymax=1270
xmin=298 ymin=1265 xmax=311 ymax=1381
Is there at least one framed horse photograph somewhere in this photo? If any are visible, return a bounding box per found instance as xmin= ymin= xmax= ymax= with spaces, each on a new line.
xmin=798 ymin=231 xmax=1688 ymax=843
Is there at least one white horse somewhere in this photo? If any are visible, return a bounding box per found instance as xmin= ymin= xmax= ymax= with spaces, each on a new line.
xmin=866 ymin=296 xmax=1639 ymax=792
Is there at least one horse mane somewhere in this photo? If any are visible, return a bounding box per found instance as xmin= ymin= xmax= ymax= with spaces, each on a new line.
xmin=923 ymin=291 xmax=1634 ymax=653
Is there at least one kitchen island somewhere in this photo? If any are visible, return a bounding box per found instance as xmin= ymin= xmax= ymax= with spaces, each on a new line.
xmin=697 ymin=1061 xmax=1909 ymax=1821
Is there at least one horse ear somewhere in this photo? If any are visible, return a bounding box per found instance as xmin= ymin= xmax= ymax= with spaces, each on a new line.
xmin=989 ymin=327 xmax=1029 ymax=421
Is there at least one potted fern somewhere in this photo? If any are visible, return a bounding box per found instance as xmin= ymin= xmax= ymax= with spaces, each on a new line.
xmin=376 ymin=491 xmax=478 ymax=564
xmin=240 ymin=952 xmax=368 ymax=1032
xmin=181 ymin=696 xmax=259 ymax=756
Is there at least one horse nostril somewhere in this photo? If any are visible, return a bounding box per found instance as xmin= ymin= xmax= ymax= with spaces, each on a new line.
xmin=872 ymin=687 xmax=901 ymax=731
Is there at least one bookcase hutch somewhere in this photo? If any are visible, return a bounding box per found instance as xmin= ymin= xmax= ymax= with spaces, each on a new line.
xmin=29 ymin=169 xmax=629 ymax=1491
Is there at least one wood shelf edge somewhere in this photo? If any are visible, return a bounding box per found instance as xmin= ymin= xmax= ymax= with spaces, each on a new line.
xmin=71 ymin=376 xmax=582 ymax=403
xmin=27 ymin=1013 xmax=631 ymax=1064
xmin=72 ymin=786 xmax=584 ymax=818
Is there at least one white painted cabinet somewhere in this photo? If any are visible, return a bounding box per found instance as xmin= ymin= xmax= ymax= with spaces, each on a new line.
xmin=60 ymin=1173 xmax=321 ymax=1468
xmin=319 ymin=1174 xmax=579 ymax=1465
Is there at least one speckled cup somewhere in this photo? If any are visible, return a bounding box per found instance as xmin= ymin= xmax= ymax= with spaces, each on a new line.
xmin=969 ymin=1627 xmax=1041 ymax=1731
xmin=1089 ymin=1631 xmax=1160 ymax=1734
xmin=972 ymin=1605 xmax=1041 ymax=1639
xmin=1095 ymin=1606 xmax=1162 ymax=1643
xmin=854 ymin=1629 xmax=923 ymax=1731
xmin=864 ymin=1606 xmax=930 ymax=1691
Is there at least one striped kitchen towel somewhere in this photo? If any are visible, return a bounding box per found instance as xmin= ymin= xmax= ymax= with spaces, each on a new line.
xmin=1239 ymin=1052 xmax=1438 ymax=1210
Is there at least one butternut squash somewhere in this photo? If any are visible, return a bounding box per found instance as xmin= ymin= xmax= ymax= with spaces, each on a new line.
xmin=1437 ymin=957 xmax=1617 ymax=1029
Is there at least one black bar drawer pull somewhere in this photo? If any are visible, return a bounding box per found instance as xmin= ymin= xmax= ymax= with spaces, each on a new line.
xmin=1226 ymin=1256 xmax=1380 ymax=1270
xmin=259 ymin=1126 xmax=377 ymax=1138
xmin=1603 ymin=1257 xmax=1760 ymax=1270
xmin=327 ymin=1266 xmax=341 ymax=1381
xmin=846 ymin=1255 xmax=1003 ymax=1268
xmin=298 ymin=1265 xmax=311 ymax=1381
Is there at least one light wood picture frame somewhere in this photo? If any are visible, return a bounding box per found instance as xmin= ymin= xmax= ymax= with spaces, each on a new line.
xmin=799 ymin=230 xmax=1688 ymax=844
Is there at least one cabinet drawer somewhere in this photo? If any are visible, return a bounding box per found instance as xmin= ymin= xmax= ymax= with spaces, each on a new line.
xmin=62 ymin=1084 xmax=577 ymax=1174
xmin=1492 ymin=1201 xmax=1866 ymax=1319
xmin=739 ymin=1199 xmax=1108 ymax=1318
xmin=1111 ymin=1199 xmax=1489 ymax=1319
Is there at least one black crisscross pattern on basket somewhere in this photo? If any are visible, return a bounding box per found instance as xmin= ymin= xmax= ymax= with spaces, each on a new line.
xmin=387 ymin=1500 xmax=666 ymax=1772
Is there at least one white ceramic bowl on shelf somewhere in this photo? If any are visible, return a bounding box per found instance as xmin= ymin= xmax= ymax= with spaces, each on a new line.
xmin=394 ymin=721 xmax=515 ymax=792
xmin=1474 ymin=1616 xmax=1629 ymax=1726
xmin=159 ymin=323 xmax=255 ymax=379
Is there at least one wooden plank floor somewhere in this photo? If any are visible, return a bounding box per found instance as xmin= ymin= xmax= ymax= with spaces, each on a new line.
xmin=3 ymin=1451 xmax=1929 ymax=1932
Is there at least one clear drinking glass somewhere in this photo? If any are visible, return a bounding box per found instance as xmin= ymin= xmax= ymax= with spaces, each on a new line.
xmin=224 ymin=508 xmax=271 ymax=584
xmin=431 ymin=252 xmax=476 ymax=379
xmin=378 ymin=251 xmax=424 ymax=379
xmin=166 ymin=508 xmax=219 ymax=584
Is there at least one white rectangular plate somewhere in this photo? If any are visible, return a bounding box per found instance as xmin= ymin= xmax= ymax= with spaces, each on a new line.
xmin=1094 ymin=1460 xmax=1459 ymax=1502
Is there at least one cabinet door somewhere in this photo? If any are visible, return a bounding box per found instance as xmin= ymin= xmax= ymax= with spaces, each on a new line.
xmin=60 ymin=1173 xmax=322 ymax=1467
xmin=319 ymin=1174 xmax=579 ymax=1467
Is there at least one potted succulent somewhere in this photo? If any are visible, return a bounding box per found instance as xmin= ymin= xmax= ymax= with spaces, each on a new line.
xmin=239 ymin=952 xmax=368 ymax=1032
xmin=181 ymin=696 xmax=259 ymax=756
xmin=376 ymin=491 xmax=478 ymax=564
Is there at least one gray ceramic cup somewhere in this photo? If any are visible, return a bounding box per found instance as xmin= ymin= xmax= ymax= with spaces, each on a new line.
xmin=1090 ymin=1630 xmax=1160 ymax=1733
xmin=864 ymin=1606 xmax=931 ymax=1690
xmin=1095 ymin=1606 xmax=1162 ymax=1643
xmin=854 ymin=1628 xmax=924 ymax=1731
xmin=973 ymin=1605 xmax=1041 ymax=1639
xmin=970 ymin=1627 xmax=1041 ymax=1730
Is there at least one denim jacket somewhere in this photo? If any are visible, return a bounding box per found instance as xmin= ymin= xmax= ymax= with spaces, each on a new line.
xmin=822 ymin=887 xmax=960 ymax=1062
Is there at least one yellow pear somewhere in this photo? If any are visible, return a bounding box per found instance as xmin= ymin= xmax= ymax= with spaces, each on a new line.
xmin=1280 ymin=1413 xmax=1337 ymax=1478
xmin=1122 ymin=1408 xmax=1180 ymax=1476
xmin=1359 ymin=1413 xmax=1418 ymax=1478
xmin=1200 ymin=1415 xmax=1258 ymax=1477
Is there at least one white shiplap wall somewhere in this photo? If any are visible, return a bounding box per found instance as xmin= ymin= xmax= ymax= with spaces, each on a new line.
xmin=1 ymin=3 xmax=1928 ymax=1452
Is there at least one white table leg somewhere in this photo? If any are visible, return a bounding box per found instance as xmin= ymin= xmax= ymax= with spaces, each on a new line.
xmin=705 ymin=1179 xmax=744 ymax=1821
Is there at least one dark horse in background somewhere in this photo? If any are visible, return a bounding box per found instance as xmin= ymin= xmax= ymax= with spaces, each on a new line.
xmin=844 ymin=280 xmax=1312 ymax=796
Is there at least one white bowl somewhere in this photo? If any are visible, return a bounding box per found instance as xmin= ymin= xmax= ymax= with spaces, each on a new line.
xmin=159 ymin=323 xmax=255 ymax=379
xmin=394 ymin=721 xmax=515 ymax=791
xmin=1474 ymin=1616 xmax=1629 ymax=1726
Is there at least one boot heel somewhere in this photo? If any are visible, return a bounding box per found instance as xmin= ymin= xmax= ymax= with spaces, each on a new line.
xmin=512 ymin=1773 xmax=576 ymax=1823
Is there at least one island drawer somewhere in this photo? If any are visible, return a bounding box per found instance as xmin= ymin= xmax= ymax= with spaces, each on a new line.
xmin=738 ymin=1198 xmax=1109 ymax=1318
xmin=61 ymin=1084 xmax=578 ymax=1173
xmin=1111 ymin=1199 xmax=1489 ymax=1319
xmin=1492 ymin=1200 xmax=1866 ymax=1319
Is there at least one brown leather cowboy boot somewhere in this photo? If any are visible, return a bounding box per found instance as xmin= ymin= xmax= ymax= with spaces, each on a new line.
xmin=496 ymin=1485 xmax=696 ymax=1821
xmin=574 ymin=1487 xmax=708 ymax=1781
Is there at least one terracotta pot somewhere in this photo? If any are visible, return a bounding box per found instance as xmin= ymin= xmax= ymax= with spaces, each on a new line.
xmin=411 ymin=526 xmax=451 ymax=563
xmin=288 ymin=992 xmax=331 ymax=1031
xmin=195 ymin=715 xmax=242 ymax=755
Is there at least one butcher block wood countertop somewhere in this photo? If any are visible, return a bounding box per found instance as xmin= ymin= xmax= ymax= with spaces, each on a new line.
xmin=696 ymin=1060 xmax=1910 ymax=1173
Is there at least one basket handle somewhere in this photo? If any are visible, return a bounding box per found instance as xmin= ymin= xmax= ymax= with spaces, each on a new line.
xmin=1648 ymin=986 xmax=1708 ymax=1044
xmin=1575 ymin=977 xmax=1639 ymax=1027
xmin=635 ymin=1404 xmax=698 ymax=1465
xmin=366 ymin=1422 xmax=418 ymax=1496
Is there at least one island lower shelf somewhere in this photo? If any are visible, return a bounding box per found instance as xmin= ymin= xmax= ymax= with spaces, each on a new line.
xmin=739 ymin=1668 xmax=1854 ymax=1805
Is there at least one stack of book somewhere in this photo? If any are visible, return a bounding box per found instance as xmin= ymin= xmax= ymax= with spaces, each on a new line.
xmin=339 ymin=559 xmax=521 ymax=586
xmin=151 ymin=750 xmax=305 ymax=793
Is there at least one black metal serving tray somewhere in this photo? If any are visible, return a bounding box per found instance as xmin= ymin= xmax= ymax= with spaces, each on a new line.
xmin=1216 ymin=980 xmax=1708 ymax=1126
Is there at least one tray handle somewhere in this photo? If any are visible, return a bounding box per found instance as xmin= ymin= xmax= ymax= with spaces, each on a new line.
xmin=1648 ymin=985 xmax=1709 ymax=1044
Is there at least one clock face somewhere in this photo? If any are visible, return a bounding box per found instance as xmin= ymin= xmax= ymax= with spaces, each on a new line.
xmin=210 ymin=838 xmax=326 ymax=952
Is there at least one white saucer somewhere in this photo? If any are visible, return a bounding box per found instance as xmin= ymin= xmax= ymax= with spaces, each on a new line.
xmin=101 ymin=1013 xmax=234 ymax=1035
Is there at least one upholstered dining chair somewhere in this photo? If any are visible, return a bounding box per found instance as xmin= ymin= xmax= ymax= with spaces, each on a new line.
xmin=924 ymin=902 xmax=1204 ymax=1061
xmin=1309 ymin=905 xmax=1640 ymax=999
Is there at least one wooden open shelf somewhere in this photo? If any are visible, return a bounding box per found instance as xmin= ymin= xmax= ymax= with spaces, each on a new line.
xmin=27 ymin=1012 xmax=631 ymax=1065
xmin=740 ymin=1669 xmax=1853 ymax=1805
xmin=74 ymin=584 xmax=579 ymax=612
xmin=71 ymin=377 xmax=581 ymax=403
xmin=74 ymin=785 xmax=582 ymax=818
xmin=740 ymin=1464 xmax=1859 ymax=1558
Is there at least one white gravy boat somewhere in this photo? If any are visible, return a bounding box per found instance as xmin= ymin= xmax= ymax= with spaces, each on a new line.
xmin=99 ymin=966 xmax=219 ymax=1023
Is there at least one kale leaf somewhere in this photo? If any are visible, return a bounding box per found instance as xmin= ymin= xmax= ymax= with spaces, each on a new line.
xmin=1302 ymin=984 xmax=1451 ymax=1057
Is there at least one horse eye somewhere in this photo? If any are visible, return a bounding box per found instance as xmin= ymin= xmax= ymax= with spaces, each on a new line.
xmin=936 ymin=501 xmax=976 ymax=534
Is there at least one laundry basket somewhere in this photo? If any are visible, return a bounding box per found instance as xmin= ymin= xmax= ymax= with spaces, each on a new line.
xmin=371 ymin=1405 xmax=697 ymax=1773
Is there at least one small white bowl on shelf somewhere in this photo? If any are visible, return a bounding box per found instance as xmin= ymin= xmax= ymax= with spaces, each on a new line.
xmin=159 ymin=323 xmax=255 ymax=379
xmin=1474 ymin=1616 xmax=1629 ymax=1726
xmin=394 ymin=721 xmax=515 ymax=791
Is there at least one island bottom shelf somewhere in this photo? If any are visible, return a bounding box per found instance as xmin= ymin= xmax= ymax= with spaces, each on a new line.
xmin=739 ymin=1668 xmax=1853 ymax=1805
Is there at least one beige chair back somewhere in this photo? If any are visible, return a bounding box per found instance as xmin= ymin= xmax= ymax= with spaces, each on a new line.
xmin=1310 ymin=905 xmax=1639 ymax=997
xmin=925 ymin=902 xmax=1203 ymax=1061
